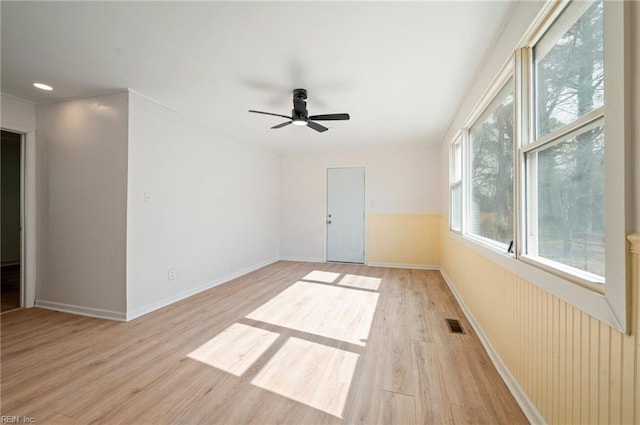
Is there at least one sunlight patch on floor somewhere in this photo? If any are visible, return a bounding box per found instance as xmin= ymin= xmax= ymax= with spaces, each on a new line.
xmin=302 ymin=270 xmax=341 ymax=283
xmin=187 ymin=323 xmax=279 ymax=376
xmin=187 ymin=272 xmax=382 ymax=417
xmin=251 ymin=337 xmax=359 ymax=418
xmin=246 ymin=281 xmax=379 ymax=346
xmin=338 ymin=274 xmax=382 ymax=291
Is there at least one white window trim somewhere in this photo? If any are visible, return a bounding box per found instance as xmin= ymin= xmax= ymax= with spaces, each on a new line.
xmin=448 ymin=0 xmax=630 ymax=333
xmin=462 ymin=58 xmax=515 ymax=252
xmin=449 ymin=133 xmax=463 ymax=233
xmin=526 ymin=106 xmax=604 ymax=153
xmin=449 ymin=181 xmax=462 ymax=233
xmin=599 ymin=0 xmax=631 ymax=333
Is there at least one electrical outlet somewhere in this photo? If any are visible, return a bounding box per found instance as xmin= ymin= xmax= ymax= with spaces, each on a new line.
xmin=168 ymin=268 xmax=176 ymax=280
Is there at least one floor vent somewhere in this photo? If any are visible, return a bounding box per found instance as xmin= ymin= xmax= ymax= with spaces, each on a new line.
xmin=446 ymin=318 xmax=465 ymax=334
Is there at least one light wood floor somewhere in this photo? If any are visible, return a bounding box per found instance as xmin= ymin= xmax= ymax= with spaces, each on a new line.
xmin=1 ymin=261 xmax=528 ymax=424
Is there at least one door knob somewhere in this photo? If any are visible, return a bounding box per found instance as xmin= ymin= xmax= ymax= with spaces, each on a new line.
xmin=327 ymin=220 xmax=332 ymax=224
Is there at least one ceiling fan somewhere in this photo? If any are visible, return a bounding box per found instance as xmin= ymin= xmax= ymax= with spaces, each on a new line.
xmin=249 ymin=88 xmax=350 ymax=133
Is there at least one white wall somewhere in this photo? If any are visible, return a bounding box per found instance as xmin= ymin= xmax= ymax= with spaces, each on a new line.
xmin=1 ymin=95 xmax=36 ymax=130
xmin=280 ymin=144 xmax=440 ymax=262
xmin=126 ymin=92 xmax=280 ymax=316
xmin=35 ymin=92 xmax=129 ymax=317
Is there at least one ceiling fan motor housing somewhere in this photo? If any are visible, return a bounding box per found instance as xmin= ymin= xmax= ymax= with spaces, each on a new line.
xmin=292 ymin=88 xmax=309 ymax=121
xmin=293 ymin=88 xmax=307 ymax=100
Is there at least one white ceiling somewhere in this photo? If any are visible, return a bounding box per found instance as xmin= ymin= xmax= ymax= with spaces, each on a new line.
xmin=1 ymin=1 xmax=514 ymax=152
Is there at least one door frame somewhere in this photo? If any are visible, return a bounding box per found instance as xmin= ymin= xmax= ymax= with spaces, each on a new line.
xmin=1 ymin=126 xmax=36 ymax=308
xmin=324 ymin=165 xmax=367 ymax=264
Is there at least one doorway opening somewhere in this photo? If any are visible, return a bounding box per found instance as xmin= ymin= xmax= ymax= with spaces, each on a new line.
xmin=1 ymin=130 xmax=23 ymax=313
xmin=326 ymin=167 xmax=365 ymax=264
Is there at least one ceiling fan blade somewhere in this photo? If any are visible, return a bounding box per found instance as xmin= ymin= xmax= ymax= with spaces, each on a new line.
xmin=307 ymin=121 xmax=328 ymax=132
xmin=308 ymin=113 xmax=350 ymax=121
xmin=248 ymin=110 xmax=292 ymax=120
xmin=271 ymin=121 xmax=292 ymax=129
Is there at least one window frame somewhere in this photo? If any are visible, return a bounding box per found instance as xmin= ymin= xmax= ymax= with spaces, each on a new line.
xmin=448 ymin=0 xmax=630 ymax=333
xmin=465 ymin=76 xmax=516 ymax=252
xmin=449 ymin=134 xmax=463 ymax=233
xmin=451 ymin=57 xmax=515 ymax=255
xmin=521 ymin=115 xmax=606 ymax=288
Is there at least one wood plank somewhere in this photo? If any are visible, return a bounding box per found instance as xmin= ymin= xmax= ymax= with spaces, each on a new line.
xmin=572 ymin=306 xmax=582 ymax=425
xmin=341 ymin=336 xmax=386 ymax=425
xmin=381 ymin=337 xmax=414 ymax=396
xmin=541 ymin=290 xmax=550 ymax=420
xmin=406 ymin=269 xmax=434 ymax=342
xmin=558 ymin=299 xmax=567 ymax=425
xmin=580 ymin=311 xmax=591 ymax=424
xmin=589 ymin=316 xmax=600 ymax=423
xmin=379 ymin=391 xmax=416 ymax=425
xmin=619 ymin=320 xmax=635 ymax=425
xmin=535 ymin=286 xmax=544 ymax=412
xmin=412 ymin=341 xmax=454 ymax=424
xmin=465 ymin=340 xmax=529 ymax=425
xmin=608 ymin=328 xmax=622 ymax=425
xmin=598 ymin=324 xmax=610 ymax=424
xmin=450 ymin=404 xmax=497 ymax=425
xmin=551 ymin=296 xmax=559 ymax=424
xmin=435 ymin=332 xmax=484 ymax=410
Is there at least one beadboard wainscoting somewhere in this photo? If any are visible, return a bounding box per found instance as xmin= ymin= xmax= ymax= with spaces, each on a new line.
xmin=441 ymin=221 xmax=640 ymax=425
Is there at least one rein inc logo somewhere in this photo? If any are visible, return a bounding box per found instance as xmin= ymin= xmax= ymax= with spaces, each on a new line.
xmin=1 ymin=417 xmax=35 ymax=424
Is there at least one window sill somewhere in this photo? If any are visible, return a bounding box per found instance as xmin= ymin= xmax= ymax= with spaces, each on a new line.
xmin=465 ymin=233 xmax=512 ymax=256
xmin=519 ymin=254 xmax=604 ymax=293
xmin=447 ymin=230 xmax=624 ymax=332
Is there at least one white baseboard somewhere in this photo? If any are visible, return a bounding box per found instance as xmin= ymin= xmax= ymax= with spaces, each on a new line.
xmin=367 ymin=262 xmax=440 ymax=270
xmin=279 ymin=257 xmax=325 ymax=263
xmin=126 ymin=258 xmax=279 ymax=321
xmin=35 ymin=300 xmax=127 ymax=321
xmin=440 ymin=269 xmax=546 ymax=425
xmin=279 ymin=258 xmax=440 ymax=270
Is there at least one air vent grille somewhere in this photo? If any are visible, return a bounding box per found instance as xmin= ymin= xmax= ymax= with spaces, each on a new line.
xmin=445 ymin=318 xmax=465 ymax=334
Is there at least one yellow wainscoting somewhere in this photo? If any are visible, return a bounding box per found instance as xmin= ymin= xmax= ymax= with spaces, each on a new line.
xmin=440 ymin=218 xmax=640 ymax=425
xmin=367 ymin=214 xmax=440 ymax=267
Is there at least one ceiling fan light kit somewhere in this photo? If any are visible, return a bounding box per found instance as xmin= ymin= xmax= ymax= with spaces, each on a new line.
xmin=249 ymin=88 xmax=350 ymax=133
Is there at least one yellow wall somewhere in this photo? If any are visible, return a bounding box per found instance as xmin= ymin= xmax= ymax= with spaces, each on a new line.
xmin=367 ymin=214 xmax=440 ymax=267
xmin=440 ymin=218 xmax=640 ymax=425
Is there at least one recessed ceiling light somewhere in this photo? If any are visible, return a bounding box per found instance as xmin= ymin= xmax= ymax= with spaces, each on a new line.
xmin=33 ymin=82 xmax=53 ymax=91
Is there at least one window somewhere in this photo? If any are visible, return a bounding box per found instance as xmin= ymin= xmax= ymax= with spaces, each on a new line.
xmin=525 ymin=123 xmax=604 ymax=280
xmin=534 ymin=1 xmax=603 ymax=139
xmin=447 ymin=0 xmax=629 ymax=330
xmin=468 ymin=78 xmax=514 ymax=247
xmin=449 ymin=136 xmax=462 ymax=232
xmin=524 ymin=0 xmax=605 ymax=284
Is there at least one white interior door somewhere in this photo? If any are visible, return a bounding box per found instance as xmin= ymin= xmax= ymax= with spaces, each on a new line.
xmin=326 ymin=167 xmax=365 ymax=263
